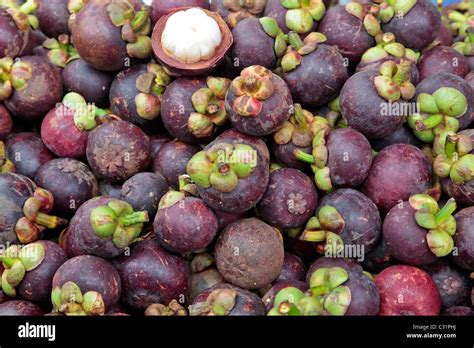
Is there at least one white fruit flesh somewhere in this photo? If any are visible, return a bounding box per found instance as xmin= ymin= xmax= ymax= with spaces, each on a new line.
xmin=161 ymin=8 xmax=222 ymax=64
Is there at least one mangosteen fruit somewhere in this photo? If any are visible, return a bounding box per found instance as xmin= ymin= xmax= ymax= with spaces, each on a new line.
xmin=35 ymin=0 xmax=70 ymax=38
xmin=0 ymin=300 xmax=44 ymax=316
xmin=262 ymin=280 xmax=308 ymax=310
xmin=211 ymin=0 xmax=266 ymax=28
xmin=0 ymin=105 xmax=12 ymax=140
xmin=452 ymin=206 xmax=474 ymax=270
xmin=370 ymin=124 xmax=422 ymax=152
xmin=186 ymin=129 xmax=270 ymax=214
xmin=274 ymin=253 xmax=306 ymax=283
xmin=226 ymin=65 xmax=293 ymax=136
xmin=151 ymin=7 xmax=233 ymax=76
xmin=418 ymin=46 xmax=469 ymax=81
xmin=375 ymin=265 xmax=442 ymax=315
xmin=215 ymin=217 xmax=284 ymax=289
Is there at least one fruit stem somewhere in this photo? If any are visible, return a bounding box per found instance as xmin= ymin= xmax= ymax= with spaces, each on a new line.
xmin=118 ymin=211 xmax=149 ymax=227
xmin=131 ymin=6 xmax=150 ymax=31
xmin=288 ymin=32 xmax=305 ymax=50
xmin=300 ymin=230 xmax=326 ymax=242
xmin=294 ymin=149 xmax=315 ymax=164
xmin=0 ymin=256 xmax=16 ymax=268
xmin=416 ymin=115 xmax=443 ymax=131
xmin=35 ymin=213 xmax=68 ymax=229
xmin=19 ymin=0 xmax=38 ymax=15
xmin=435 ymin=198 xmax=456 ymax=224
xmin=445 ymin=133 xmax=458 ymax=160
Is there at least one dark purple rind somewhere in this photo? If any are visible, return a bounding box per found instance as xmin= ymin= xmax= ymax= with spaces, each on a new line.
xmin=256 ymin=168 xmax=317 ymax=229
xmin=363 ymin=144 xmax=432 ymax=214
xmin=36 ymin=0 xmax=70 ymax=38
xmin=112 ymin=240 xmax=190 ymax=311
xmin=272 ymin=141 xmax=311 ymax=171
xmin=188 ymin=268 xmax=224 ymax=303
xmin=452 ymin=206 xmax=474 ymax=271
xmin=344 ymin=270 xmax=380 ymax=316
xmin=0 ymin=104 xmax=12 ymax=140
xmin=443 ymin=306 xmax=474 ymax=316
xmin=52 ymin=255 xmax=121 ymax=310
xmin=317 ymin=188 xmax=382 ymax=253
xmin=370 ymin=125 xmax=422 ymax=152
xmin=215 ymin=218 xmax=284 ymax=289
xmin=418 ymin=46 xmax=469 ymax=81
xmin=0 ymin=8 xmax=28 ymax=58
xmin=35 ymin=158 xmax=99 ymax=217
xmin=0 ymin=300 xmax=44 ymax=316
xmin=274 ymin=252 xmax=306 ymax=283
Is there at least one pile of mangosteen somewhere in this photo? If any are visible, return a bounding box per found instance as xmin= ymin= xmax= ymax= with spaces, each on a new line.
xmin=0 ymin=0 xmax=473 ymax=318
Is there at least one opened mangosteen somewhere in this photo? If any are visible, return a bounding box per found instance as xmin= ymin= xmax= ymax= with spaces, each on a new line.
xmin=62 ymin=59 xmax=114 ymax=107
xmin=211 ymin=0 xmax=266 ymax=28
xmin=86 ymin=120 xmax=150 ymax=182
xmin=34 ymin=158 xmax=99 ymax=217
xmin=153 ymin=140 xmax=200 ymax=188
xmin=189 ymin=283 xmax=266 ymax=316
xmin=301 ymin=188 xmax=381 ymax=255
xmin=340 ymin=61 xmax=414 ymax=139
xmin=112 ymin=240 xmax=190 ymax=311
xmin=231 ymin=17 xmax=287 ymax=71
xmin=161 ymin=76 xmax=230 ymax=143
xmin=418 ymin=46 xmax=469 ymax=81
xmin=1 ymin=241 xmax=67 ymax=303
xmin=0 ymin=105 xmax=12 ymax=140
xmin=0 ymin=300 xmax=44 ymax=316
xmin=256 ymin=167 xmax=317 ymax=229
xmin=363 ymin=144 xmax=432 ymax=214
xmin=1 ymin=56 xmax=63 ymax=121
xmin=5 ymin=132 xmax=54 ymax=179
xmin=154 ymin=180 xmax=219 ymax=254
xmin=120 ymin=172 xmax=168 ymax=222
xmin=263 ymin=0 xmax=325 ymax=35
xmin=149 ymin=0 xmax=210 ymax=25
xmin=381 ymin=0 xmax=441 ymax=51
xmin=64 ymin=197 xmax=149 ymax=258
xmin=281 ymin=32 xmax=348 ymax=108
xmin=226 ymin=65 xmax=293 ymax=136
xmin=52 ymin=255 xmax=121 ymax=316
xmin=0 ymin=173 xmax=68 ymax=245
xmin=423 ymin=260 xmax=471 ymax=309
xmin=215 ymin=217 xmax=284 ymax=289
xmin=110 ymin=63 xmax=172 ymax=130
xmin=452 ymin=206 xmax=474 ymax=270
xmin=375 ymin=265 xmax=441 ymax=315
xmin=152 ymin=7 xmax=233 ymax=76
xmin=71 ymin=0 xmax=153 ymax=71
xmin=318 ymin=3 xmax=380 ymax=64
xmin=0 ymin=0 xmax=38 ymax=59
xmin=383 ymin=194 xmax=458 ymax=266
xmin=186 ymin=129 xmax=270 ymax=214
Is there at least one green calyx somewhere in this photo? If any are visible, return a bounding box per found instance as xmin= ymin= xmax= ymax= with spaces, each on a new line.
xmin=269 ymin=267 xmax=351 ymax=316
xmin=408 ymin=194 xmax=457 ymax=257
xmin=190 ymin=253 xmax=215 ymax=273
xmin=273 ymin=104 xmax=323 ymax=147
xmin=281 ymin=31 xmax=327 ymax=72
xmin=134 ymin=63 xmax=172 ymax=121
xmin=89 ymin=199 xmax=149 ymax=249
xmin=433 ymin=132 xmax=474 ymax=185
xmin=43 ymin=34 xmax=79 ymax=68
xmin=107 ymin=0 xmax=152 ymax=59
xmin=280 ymin=0 xmax=326 ymax=34
xmin=345 ymin=2 xmax=382 ymax=38
xmin=145 ymin=300 xmax=187 ymax=316
xmin=360 ymin=32 xmax=420 ymax=65
xmin=230 ymin=65 xmax=276 ymax=117
xmin=374 ymin=60 xmax=416 ymax=102
xmin=15 ymin=188 xmax=68 ymax=244
xmin=407 ymin=87 xmax=468 ymax=143
xmin=224 ymin=0 xmax=267 ymax=28
xmin=325 ymin=96 xmax=347 ymax=129
xmin=259 ymin=17 xmax=288 ymax=59
xmin=376 ymin=0 xmax=417 ymax=24
xmin=452 ymin=27 xmax=474 ymax=56
xmin=0 ymin=141 xmax=15 ymax=173
xmin=51 ymin=281 xmax=105 ymax=316
xmin=189 ymin=77 xmax=230 ymax=138
xmin=447 ymin=9 xmax=474 ymax=39
xmin=62 ymin=92 xmax=108 ymax=132
xmin=187 ymin=143 xmax=258 ymax=193
xmin=0 ymin=243 xmax=45 ymax=297
xmin=1 ymin=0 xmax=39 ymax=31
xmin=0 ymin=57 xmax=33 ymax=100
xmin=188 ymin=288 xmax=237 ymax=316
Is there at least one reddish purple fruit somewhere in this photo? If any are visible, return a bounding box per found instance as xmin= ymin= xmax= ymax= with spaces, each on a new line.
xmin=149 ymin=132 xmax=172 ymax=159
xmin=418 ymin=46 xmax=469 ymax=81
xmin=190 ymin=283 xmax=266 ymax=316
xmin=0 ymin=105 xmax=12 ymax=140
xmin=443 ymin=306 xmax=474 ymax=316
xmin=256 ymin=168 xmax=317 ymax=229
xmin=154 ymin=191 xmax=219 ymax=254
xmin=152 ymin=140 xmax=200 ymax=188
xmin=34 ymin=158 xmax=99 ymax=217
xmin=52 ymin=255 xmax=121 ymax=315
xmin=0 ymin=300 xmax=44 ymax=316
xmin=86 ymin=120 xmax=151 ymax=182
xmin=62 ymin=59 xmax=114 ymax=107
xmin=465 ymin=71 xmax=474 ymax=89
xmin=274 ymin=253 xmax=306 ymax=283
xmin=375 ymin=265 xmax=441 ymax=315
xmin=36 ymin=0 xmax=69 ymax=38
xmin=120 ymin=172 xmax=169 ymax=221
xmin=363 ymin=239 xmax=397 ymax=273
xmin=215 ymin=218 xmax=284 ymax=289
xmin=188 ymin=268 xmax=224 ymax=303
xmin=363 ymin=144 xmax=432 ymax=214
xmin=381 ymin=0 xmax=441 ymax=51
xmin=112 ymin=240 xmax=190 ymax=311
xmin=452 ymin=206 xmax=474 ymax=271
xmin=0 ymin=4 xmax=33 ymax=59
xmin=226 ymin=65 xmax=293 ymax=136
xmin=186 ymin=129 xmax=270 ymax=214
xmin=6 ymin=132 xmax=54 ymax=179
xmin=98 ymin=180 xmax=122 ymax=199
xmin=370 ymin=125 xmax=422 ymax=152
